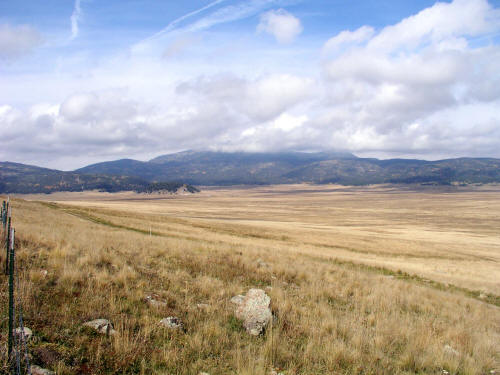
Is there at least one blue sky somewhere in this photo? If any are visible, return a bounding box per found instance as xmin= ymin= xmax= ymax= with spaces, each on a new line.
xmin=1 ymin=0 xmax=500 ymax=169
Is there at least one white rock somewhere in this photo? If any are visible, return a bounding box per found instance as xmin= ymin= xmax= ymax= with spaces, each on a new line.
xmin=443 ymin=344 xmax=459 ymax=357
xmin=146 ymin=294 xmax=168 ymax=307
xmin=31 ymin=365 xmax=55 ymax=375
xmin=15 ymin=326 xmax=32 ymax=341
xmin=196 ymin=303 xmax=209 ymax=310
xmin=83 ymin=319 xmax=117 ymax=336
xmin=160 ymin=316 xmax=183 ymax=330
xmin=234 ymin=289 xmax=272 ymax=336
xmin=257 ymin=258 xmax=269 ymax=268
xmin=230 ymin=295 xmax=245 ymax=305
xmin=199 ymin=372 xmax=210 ymax=375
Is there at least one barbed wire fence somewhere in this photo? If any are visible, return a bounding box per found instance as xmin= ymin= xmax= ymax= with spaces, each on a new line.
xmin=2 ymin=198 xmax=32 ymax=375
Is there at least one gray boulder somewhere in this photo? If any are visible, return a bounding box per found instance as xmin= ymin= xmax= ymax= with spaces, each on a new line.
xmin=233 ymin=289 xmax=272 ymax=336
xmin=160 ymin=316 xmax=183 ymax=330
xmin=15 ymin=326 xmax=32 ymax=341
xmin=30 ymin=365 xmax=55 ymax=375
xmin=83 ymin=319 xmax=117 ymax=336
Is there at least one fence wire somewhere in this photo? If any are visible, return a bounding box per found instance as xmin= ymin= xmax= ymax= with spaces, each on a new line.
xmin=2 ymin=199 xmax=32 ymax=375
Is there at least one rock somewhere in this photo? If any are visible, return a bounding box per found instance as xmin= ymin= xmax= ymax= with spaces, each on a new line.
xmin=233 ymin=289 xmax=272 ymax=336
xmin=257 ymin=258 xmax=269 ymax=268
xmin=443 ymin=344 xmax=459 ymax=357
xmin=479 ymin=292 xmax=487 ymax=299
xmin=83 ymin=319 xmax=116 ymax=336
xmin=230 ymin=295 xmax=245 ymax=305
xmin=160 ymin=316 xmax=183 ymax=330
xmin=15 ymin=326 xmax=32 ymax=341
xmin=30 ymin=365 xmax=55 ymax=375
xmin=145 ymin=294 xmax=168 ymax=308
xmin=40 ymin=270 xmax=48 ymax=278
xmin=199 ymin=372 xmax=210 ymax=375
xmin=196 ymin=303 xmax=209 ymax=310
xmin=442 ymin=370 xmax=449 ymax=375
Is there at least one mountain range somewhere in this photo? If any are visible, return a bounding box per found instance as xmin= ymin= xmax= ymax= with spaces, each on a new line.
xmin=1 ymin=150 xmax=500 ymax=193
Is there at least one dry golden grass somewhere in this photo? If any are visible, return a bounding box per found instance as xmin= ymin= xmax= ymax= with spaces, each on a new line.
xmin=1 ymin=184 xmax=499 ymax=374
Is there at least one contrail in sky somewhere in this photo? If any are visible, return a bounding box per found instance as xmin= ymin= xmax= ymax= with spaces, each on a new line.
xmin=70 ymin=0 xmax=82 ymax=39
xmin=143 ymin=0 xmax=228 ymax=42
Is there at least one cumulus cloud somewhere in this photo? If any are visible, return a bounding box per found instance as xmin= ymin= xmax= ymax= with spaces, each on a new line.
xmin=257 ymin=9 xmax=303 ymax=44
xmin=176 ymin=74 xmax=314 ymax=122
xmin=318 ymin=0 xmax=500 ymax=156
xmin=1 ymin=0 xmax=500 ymax=169
xmin=0 ymin=24 xmax=43 ymax=59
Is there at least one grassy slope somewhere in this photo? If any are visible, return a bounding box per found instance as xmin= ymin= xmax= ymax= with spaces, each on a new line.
xmin=0 ymin=198 xmax=498 ymax=374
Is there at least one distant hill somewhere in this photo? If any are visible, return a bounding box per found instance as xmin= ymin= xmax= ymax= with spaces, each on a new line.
xmin=0 ymin=162 xmax=198 ymax=194
xmin=2 ymin=151 xmax=500 ymax=193
xmin=76 ymin=151 xmax=500 ymax=186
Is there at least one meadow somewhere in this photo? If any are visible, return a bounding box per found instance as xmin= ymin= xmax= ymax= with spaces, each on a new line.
xmin=1 ymin=184 xmax=499 ymax=374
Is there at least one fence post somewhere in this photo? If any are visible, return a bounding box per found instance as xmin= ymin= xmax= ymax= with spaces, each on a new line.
xmin=7 ymin=227 xmax=15 ymax=366
xmin=5 ymin=209 xmax=11 ymax=275
xmin=5 ymin=213 xmax=11 ymax=275
xmin=2 ymin=201 xmax=5 ymax=227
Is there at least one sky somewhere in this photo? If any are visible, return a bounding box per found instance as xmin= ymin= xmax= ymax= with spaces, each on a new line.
xmin=1 ymin=0 xmax=500 ymax=170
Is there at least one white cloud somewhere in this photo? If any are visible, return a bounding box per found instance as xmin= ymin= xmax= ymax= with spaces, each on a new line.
xmin=273 ymin=113 xmax=308 ymax=131
xmin=1 ymin=0 xmax=500 ymax=169
xmin=0 ymin=24 xmax=43 ymax=59
xmin=257 ymin=9 xmax=303 ymax=44
xmin=323 ymin=26 xmax=374 ymax=55
xmin=317 ymin=0 xmax=500 ymax=156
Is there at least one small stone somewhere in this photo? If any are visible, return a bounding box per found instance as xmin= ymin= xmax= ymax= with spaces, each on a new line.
xmin=145 ymin=294 xmax=168 ymax=308
xmin=479 ymin=292 xmax=487 ymax=299
xmin=442 ymin=370 xmax=449 ymax=375
xmin=160 ymin=316 xmax=183 ymax=330
xmin=30 ymin=365 xmax=55 ymax=375
xmin=199 ymin=372 xmax=210 ymax=375
xmin=234 ymin=288 xmax=272 ymax=336
xmin=83 ymin=319 xmax=117 ymax=336
xmin=230 ymin=295 xmax=245 ymax=305
xmin=257 ymin=258 xmax=269 ymax=268
xmin=443 ymin=344 xmax=459 ymax=357
xmin=196 ymin=303 xmax=209 ymax=310
xmin=40 ymin=270 xmax=48 ymax=278
xmin=15 ymin=326 xmax=32 ymax=341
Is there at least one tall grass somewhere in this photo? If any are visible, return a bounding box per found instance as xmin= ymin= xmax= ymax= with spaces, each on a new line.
xmin=0 ymin=196 xmax=498 ymax=374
